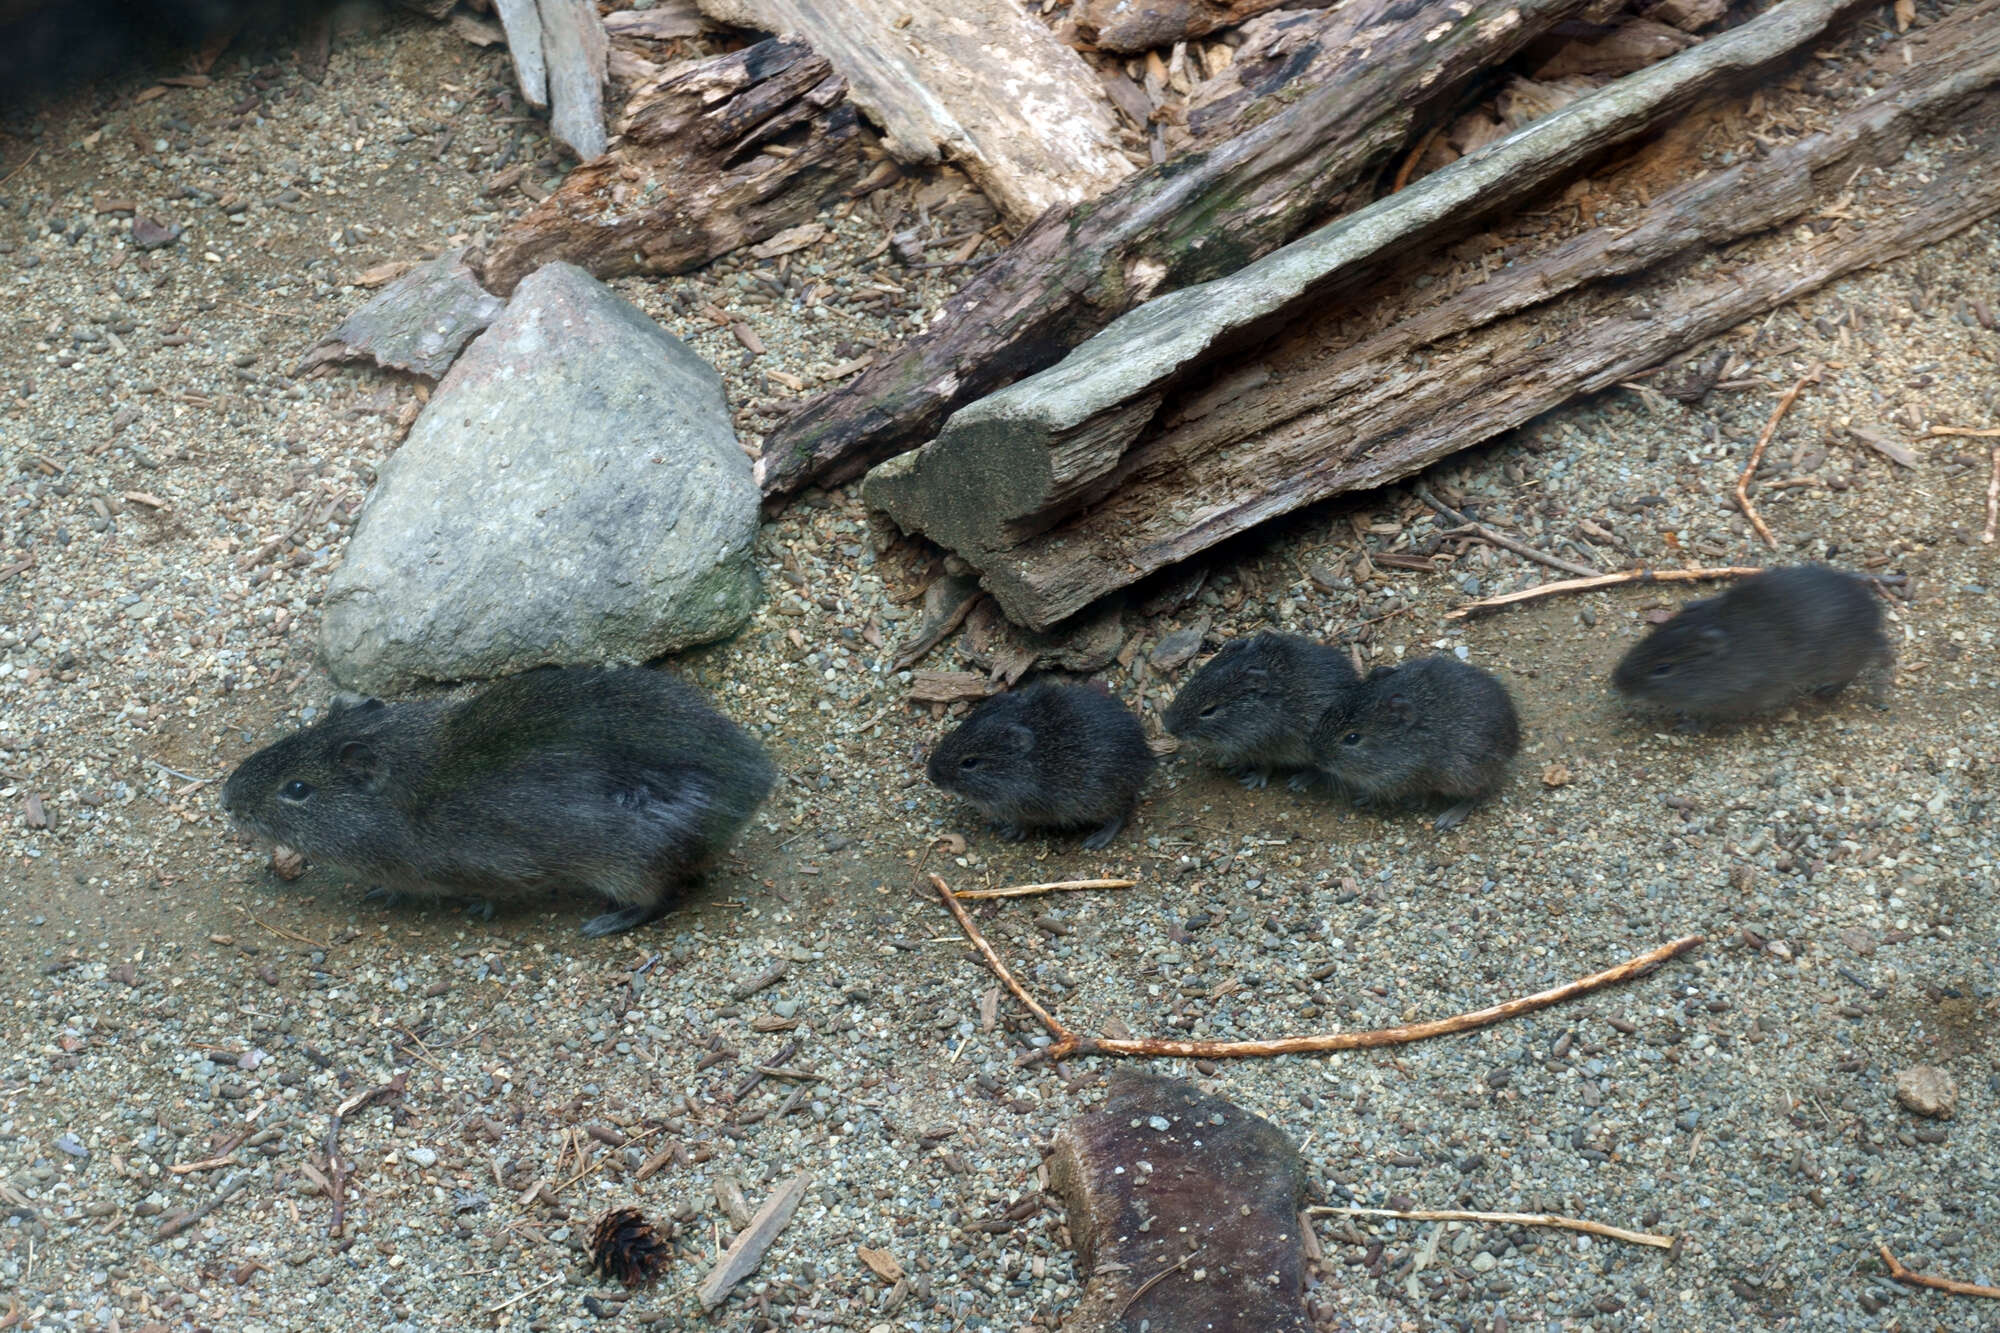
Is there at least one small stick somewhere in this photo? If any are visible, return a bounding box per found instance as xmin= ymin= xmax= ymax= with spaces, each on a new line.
xmin=245 ymin=913 xmax=330 ymax=950
xmin=1311 ymin=1205 xmax=1674 ymax=1250
xmin=1117 ymin=1248 xmax=1203 ymax=1318
xmin=932 ymin=875 xmax=1698 ymax=1062
xmin=1986 ymin=447 xmax=1999 ymax=545
xmin=323 ymin=1112 xmax=349 ymax=1237
xmin=1877 ymin=1242 xmax=2000 ymax=1299
xmin=1391 ymin=123 xmax=1444 ymax=193
xmin=487 ymin=1274 xmax=564 ymax=1314
xmin=0 ymin=148 xmax=37 ymax=188
xmin=1444 ymin=566 xmax=1764 ymax=620
xmin=952 ymin=878 xmax=1137 ymax=901
xmin=1415 ymin=488 xmax=1598 ymax=579
xmin=1927 ymin=425 xmax=2000 ymax=437
xmin=930 ymin=875 xmax=1074 ymax=1046
xmin=1734 ymin=364 xmax=1822 ymax=549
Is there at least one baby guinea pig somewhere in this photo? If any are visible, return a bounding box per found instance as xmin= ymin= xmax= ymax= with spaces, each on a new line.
xmin=1163 ymin=631 xmax=1360 ymax=790
xmin=1310 ymin=655 xmax=1520 ymax=830
xmin=926 ymin=682 xmax=1154 ymax=849
xmin=1611 ymin=565 xmax=1889 ymax=723
xmin=221 ymin=666 xmax=775 ymax=936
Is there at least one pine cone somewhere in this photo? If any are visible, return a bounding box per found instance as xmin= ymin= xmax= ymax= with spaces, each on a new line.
xmin=589 ymin=1206 xmax=672 ymax=1288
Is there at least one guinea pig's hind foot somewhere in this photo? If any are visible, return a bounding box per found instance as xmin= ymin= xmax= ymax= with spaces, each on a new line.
xmin=1285 ymin=771 xmax=1319 ymax=793
xmin=1432 ymin=800 xmax=1474 ymax=831
xmin=990 ymin=821 xmax=1029 ymax=843
xmin=1081 ymin=815 xmax=1126 ymax=850
xmin=463 ymin=898 xmax=496 ymax=922
xmin=581 ymin=901 xmax=665 ymax=937
xmin=363 ymin=886 xmax=407 ymax=909
xmin=1236 ymin=768 xmax=1270 ymax=790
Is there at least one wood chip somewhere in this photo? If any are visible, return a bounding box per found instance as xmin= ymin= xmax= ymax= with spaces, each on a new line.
xmin=1847 ymin=425 xmax=1918 ymax=468
xmin=750 ymin=222 xmax=830 ymax=259
xmin=858 ymin=1245 xmax=904 ymax=1283
xmin=905 ymin=669 xmax=991 ymax=703
xmin=696 ymin=1173 xmax=812 ymax=1310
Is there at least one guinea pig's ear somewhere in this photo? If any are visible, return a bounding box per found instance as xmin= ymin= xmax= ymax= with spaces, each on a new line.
xmin=1004 ymin=724 xmax=1036 ymax=754
xmin=1384 ymin=693 xmax=1412 ymax=720
xmin=336 ymin=740 xmax=384 ymax=788
xmin=1695 ymin=625 xmax=1728 ymax=651
xmin=328 ymin=693 xmax=385 ymax=719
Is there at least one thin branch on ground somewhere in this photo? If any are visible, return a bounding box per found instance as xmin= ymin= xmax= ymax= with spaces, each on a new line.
xmin=323 ymin=1071 xmax=408 ymax=1237
xmin=1444 ymin=566 xmax=1765 ymax=619
xmin=1415 ymin=487 xmax=1598 ymax=578
xmin=1734 ymin=364 xmax=1822 ymax=548
xmin=1117 ymin=1248 xmax=1204 ymax=1318
xmin=930 ymin=875 xmax=1074 ymax=1046
xmin=1311 ymin=1204 xmax=1674 ymax=1250
xmin=1927 ymin=425 xmax=2000 ymax=437
xmin=931 ymin=874 xmax=1701 ymax=1062
xmin=952 ymin=878 xmax=1137 ymax=901
xmin=1877 ymin=1242 xmax=2000 ymax=1299
xmin=1987 ymin=448 xmax=1999 ymax=545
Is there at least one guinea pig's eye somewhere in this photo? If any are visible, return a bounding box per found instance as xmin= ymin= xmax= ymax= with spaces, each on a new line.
xmin=1649 ymin=662 xmax=1674 ymax=678
xmin=1341 ymin=731 xmax=1362 ymax=746
xmin=1198 ymin=703 xmax=1220 ymax=719
xmin=279 ymin=780 xmax=315 ymax=802
xmin=959 ymin=755 xmax=981 ymax=770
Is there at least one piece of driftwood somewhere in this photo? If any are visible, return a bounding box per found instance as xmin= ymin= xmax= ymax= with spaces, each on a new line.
xmin=493 ymin=0 xmax=547 ymax=108
xmin=540 ymin=0 xmax=608 ymax=159
xmin=1075 ymin=0 xmax=1331 ymax=53
xmin=756 ymin=0 xmax=1600 ymax=499
xmin=696 ymin=1172 xmax=812 ymax=1310
xmin=603 ymin=1 xmax=705 ymax=40
xmin=294 ymin=248 xmax=503 ymax=380
xmin=1049 ymin=1074 xmax=1310 ymax=1332
xmin=480 ymin=39 xmax=863 ymax=293
xmin=867 ymin=0 xmax=2000 ymax=629
xmin=697 ymin=0 xmax=1132 ymax=226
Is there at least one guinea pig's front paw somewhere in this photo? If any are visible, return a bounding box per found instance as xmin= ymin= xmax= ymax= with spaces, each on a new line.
xmin=363 ymin=886 xmax=408 ymax=909
xmin=1236 ymin=768 xmax=1271 ymax=790
xmin=990 ymin=821 xmax=1029 ymax=843
xmin=1432 ymin=800 xmax=1474 ymax=832
xmin=1080 ymin=815 xmax=1125 ymax=850
xmin=1285 ymin=771 xmax=1319 ymax=793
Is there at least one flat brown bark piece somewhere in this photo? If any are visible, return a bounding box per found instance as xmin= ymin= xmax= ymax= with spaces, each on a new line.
xmin=697 ymin=0 xmax=1132 ymax=226
xmin=696 ymin=1172 xmax=812 ymax=1310
xmin=479 ymin=38 xmax=863 ymax=294
xmin=603 ymin=2 xmax=706 ymax=40
xmin=294 ymin=248 xmax=503 ymax=380
xmin=540 ymin=0 xmax=609 ymax=160
xmin=1075 ymin=0 xmax=1331 ymax=53
xmin=900 ymin=4 xmax=2000 ymax=629
xmin=1048 ymin=1073 xmax=1308 ymax=1332
xmin=862 ymin=0 xmax=1936 ymax=628
xmin=755 ymin=0 xmax=1597 ymax=499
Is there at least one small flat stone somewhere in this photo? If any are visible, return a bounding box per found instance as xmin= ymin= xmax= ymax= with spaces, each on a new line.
xmin=1895 ymin=1065 xmax=1957 ymax=1119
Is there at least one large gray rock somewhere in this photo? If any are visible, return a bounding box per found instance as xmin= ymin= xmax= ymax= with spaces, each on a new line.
xmin=321 ymin=262 xmax=759 ymax=692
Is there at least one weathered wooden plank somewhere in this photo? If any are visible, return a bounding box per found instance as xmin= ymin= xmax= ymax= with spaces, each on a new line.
xmin=540 ymin=0 xmax=608 ymax=159
xmin=697 ymin=0 xmax=1133 ymax=226
xmin=493 ymin=0 xmax=547 ymax=109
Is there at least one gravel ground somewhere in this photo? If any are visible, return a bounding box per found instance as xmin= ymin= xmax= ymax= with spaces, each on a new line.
xmin=1 ymin=6 xmax=1996 ymax=1332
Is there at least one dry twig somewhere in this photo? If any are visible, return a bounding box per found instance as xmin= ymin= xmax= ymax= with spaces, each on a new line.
xmin=1312 ymin=1204 xmax=1674 ymax=1250
xmin=1415 ymin=488 xmax=1598 ymax=578
xmin=1877 ymin=1242 xmax=2000 ymax=1299
xmin=931 ymin=874 xmax=1701 ymax=1062
xmin=1927 ymin=425 xmax=2000 ymax=437
xmin=1117 ymin=1248 xmax=1204 ymax=1318
xmin=1734 ymin=365 xmax=1822 ymax=548
xmin=952 ymin=878 xmax=1137 ymax=901
xmin=1988 ymin=448 xmax=1999 ymax=545
xmin=1444 ymin=566 xmax=1765 ymax=619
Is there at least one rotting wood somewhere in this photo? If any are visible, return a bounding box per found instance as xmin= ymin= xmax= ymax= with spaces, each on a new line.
xmin=696 ymin=0 xmax=1132 ymax=226
xmin=480 ymin=38 xmax=864 ymax=293
xmin=756 ymin=0 xmax=1600 ymax=499
xmin=868 ymin=0 xmax=2000 ymax=630
xmin=1074 ymin=0 xmax=1332 ymax=54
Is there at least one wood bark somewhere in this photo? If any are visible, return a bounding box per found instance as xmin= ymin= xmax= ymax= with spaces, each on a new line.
xmin=539 ymin=0 xmax=608 ymax=160
xmin=865 ymin=0 xmax=1879 ymax=594
xmin=479 ymin=39 xmax=864 ymax=294
xmin=1074 ymin=0 xmax=1333 ymax=53
xmin=756 ymin=0 xmax=1601 ymax=499
xmin=870 ymin=0 xmax=2000 ymax=629
xmin=493 ymin=0 xmax=548 ymax=108
xmin=696 ymin=0 xmax=1134 ymax=226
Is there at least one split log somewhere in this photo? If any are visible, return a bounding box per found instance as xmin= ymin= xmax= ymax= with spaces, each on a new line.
xmin=539 ymin=0 xmax=608 ymax=160
xmin=756 ymin=0 xmax=1601 ymax=499
xmin=479 ymin=38 xmax=864 ymax=294
xmin=696 ymin=0 xmax=1133 ymax=226
xmin=1074 ymin=0 xmax=1333 ymax=54
xmin=866 ymin=0 xmax=2000 ymax=629
xmin=493 ymin=0 xmax=547 ymax=108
